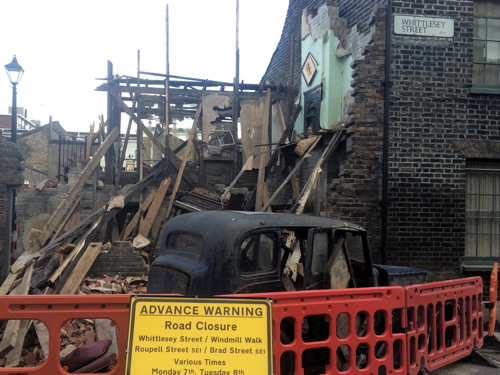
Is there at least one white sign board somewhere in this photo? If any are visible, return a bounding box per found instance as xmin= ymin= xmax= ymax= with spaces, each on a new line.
xmin=394 ymin=16 xmax=454 ymax=37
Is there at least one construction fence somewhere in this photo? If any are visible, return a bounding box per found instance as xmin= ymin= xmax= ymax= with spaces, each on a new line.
xmin=0 ymin=277 xmax=484 ymax=374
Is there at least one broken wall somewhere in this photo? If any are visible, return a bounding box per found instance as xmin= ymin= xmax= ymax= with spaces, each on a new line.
xmin=263 ymin=0 xmax=387 ymax=262
xmin=298 ymin=4 xmax=354 ymax=132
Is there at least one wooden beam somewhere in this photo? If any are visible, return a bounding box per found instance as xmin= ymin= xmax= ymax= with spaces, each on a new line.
xmin=0 ymin=262 xmax=34 ymax=357
xmin=110 ymin=89 xmax=195 ymax=186
xmin=86 ymin=122 xmax=95 ymax=159
xmin=116 ymin=92 xmax=136 ymax=194
xmin=50 ymin=196 xmax=82 ymax=244
xmin=123 ymin=189 xmax=156 ymax=239
xmin=221 ymin=155 xmax=254 ymax=200
xmin=57 ymin=243 xmax=102 ymax=295
xmin=165 ymin=105 xmax=201 ymax=219
xmin=105 ymin=61 xmax=115 ymax=185
xmin=136 ymin=51 xmax=143 ymax=185
xmin=139 ymin=178 xmax=171 ymax=238
xmin=255 ymin=89 xmax=271 ymax=212
xmin=244 ymin=105 xmax=301 ymax=211
xmin=292 ymin=130 xmax=344 ymax=215
xmin=48 ymin=221 xmax=100 ymax=284
xmin=29 ymin=127 xmax=120 ymax=253
xmin=260 ymin=136 xmax=321 ymax=212
xmin=0 ymin=272 xmax=18 ymax=295
xmin=5 ymin=319 xmax=31 ymax=367
xmin=11 ymin=162 xmax=164 ymax=275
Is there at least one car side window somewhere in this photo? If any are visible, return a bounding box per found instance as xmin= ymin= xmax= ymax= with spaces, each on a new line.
xmin=311 ymin=232 xmax=329 ymax=273
xmin=238 ymin=233 xmax=276 ymax=274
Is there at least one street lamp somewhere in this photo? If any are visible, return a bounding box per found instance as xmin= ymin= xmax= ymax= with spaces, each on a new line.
xmin=4 ymin=55 xmax=24 ymax=143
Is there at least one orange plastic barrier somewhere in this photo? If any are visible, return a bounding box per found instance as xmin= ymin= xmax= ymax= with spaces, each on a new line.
xmin=0 ymin=294 xmax=130 ymax=374
xmin=405 ymin=277 xmax=484 ymax=375
xmin=242 ymin=287 xmax=409 ymax=375
xmin=488 ymin=262 xmax=498 ymax=337
xmin=0 ymin=278 xmax=484 ymax=375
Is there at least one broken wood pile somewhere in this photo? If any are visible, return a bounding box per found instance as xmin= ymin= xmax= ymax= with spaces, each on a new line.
xmin=0 ymin=275 xmax=146 ymax=368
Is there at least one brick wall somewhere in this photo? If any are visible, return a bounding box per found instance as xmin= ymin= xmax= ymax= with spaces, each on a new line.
xmin=0 ymin=139 xmax=24 ymax=281
xmin=328 ymin=7 xmax=388 ymax=263
xmin=386 ymin=0 xmax=487 ymax=281
xmin=17 ymin=127 xmax=49 ymax=175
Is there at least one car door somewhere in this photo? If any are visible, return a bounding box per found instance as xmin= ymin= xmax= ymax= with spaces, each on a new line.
xmin=233 ymin=231 xmax=281 ymax=294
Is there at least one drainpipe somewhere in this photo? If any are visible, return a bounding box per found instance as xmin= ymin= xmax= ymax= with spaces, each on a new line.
xmin=381 ymin=0 xmax=393 ymax=265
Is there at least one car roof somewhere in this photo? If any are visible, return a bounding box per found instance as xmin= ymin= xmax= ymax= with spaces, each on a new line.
xmin=162 ymin=211 xmax=365 ymax=238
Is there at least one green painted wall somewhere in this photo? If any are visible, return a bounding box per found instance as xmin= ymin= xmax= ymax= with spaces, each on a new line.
xmin=297 ymin=30 xmax=353 ymax=133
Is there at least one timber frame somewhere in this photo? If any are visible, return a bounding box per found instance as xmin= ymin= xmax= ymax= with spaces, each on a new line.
xmin=94 ymin=63 xmax=288 ymax=186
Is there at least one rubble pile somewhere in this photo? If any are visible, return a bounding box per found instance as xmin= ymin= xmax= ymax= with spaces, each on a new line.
xmin=0 ymin=275 xmax=146 ymax=369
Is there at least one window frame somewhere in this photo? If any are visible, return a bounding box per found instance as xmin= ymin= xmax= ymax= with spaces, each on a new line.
xmin=463 ymin=160 xmax=500 ymax=271
xmin=237 ymin=232 xmax=278 ymax=275
xmin=472 ymin=11 xmax=500 ymax=94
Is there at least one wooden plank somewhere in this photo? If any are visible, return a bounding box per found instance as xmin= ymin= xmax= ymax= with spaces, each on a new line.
xmin=0 ymin=262 xmax=34 ymax=357
xmin=139 ymin=178 xmax=171 ymax=238
xmin=261 ymin=136 xmax=321 ymax=212
xmin=50 ymin=196 xmax=82 ymax=243
xmin=293 ymin=130 xmax=344 ymax=215
xmin=30 ymin=252 xmax=60 ymax=288
xmin=277 ymin=101 xmax=287 ymax=135
xmin=123 ymin=189 xmax=156 ymax=239
xmin=0 ymin=272 xmax=18 ymax=295
xmin=57 ymin=242 xmax=103 ymax=295
xmin=35 ymin=179 xmax=48 ymax=191
xmin=86 ymin=122 xmax=95 ymax=158
xmin=11 ymin=162 xmax=164 ymax=275
xmin=255 ymin=89 xmax=271 ymax=212
xmin=5 ymin=319 xmax=32 ymax=367
xmin=244 ymin=105 xmax=301 ymax=211
xmin=221 ymin=156 xmax=254 ymax=200
xmin=165 ymin=105 xmax=201 ymax=219
xmin=115 ymin=92 xmax=136 ymax=194
xmin=34 ymin=319 xmax=49 ymax=358
xmin=30 ymin=127 xmax=120 ymax=253
xmin=48 ymin=221 xmax=99 ymax=284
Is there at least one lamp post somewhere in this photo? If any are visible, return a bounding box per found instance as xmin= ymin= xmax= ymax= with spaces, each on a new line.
xmin=4 ymin=55 xmax=24 ymax=143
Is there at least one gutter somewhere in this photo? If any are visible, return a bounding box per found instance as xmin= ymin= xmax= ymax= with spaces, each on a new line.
xmin=381 ymin=0 xmax=393 ymax=265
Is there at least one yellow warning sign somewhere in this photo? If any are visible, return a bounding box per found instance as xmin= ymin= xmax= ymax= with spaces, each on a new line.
xmin=125 ymin=296 xmax=273 ymax=375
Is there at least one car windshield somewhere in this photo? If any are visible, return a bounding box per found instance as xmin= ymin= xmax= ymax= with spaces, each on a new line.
xmin=166 ymin=232 xmax=203 ymax=256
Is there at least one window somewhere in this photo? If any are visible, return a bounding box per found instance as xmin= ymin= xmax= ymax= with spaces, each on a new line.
xmin=472 ymin=1 xmax=500 ymax=93
xmin=311 ymin=232 xmax=329 ymax=273
xmin=465 ymin=161 xmax=500 ymax=263
xmin=166 ymin=232 xmax=203 ymax=256
xmin=238 ymin=233 xmax=276 ymax=274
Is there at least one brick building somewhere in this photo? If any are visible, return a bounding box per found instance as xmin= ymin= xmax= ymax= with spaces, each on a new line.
xmin=263 ymin=0 xmax=500 ymax=282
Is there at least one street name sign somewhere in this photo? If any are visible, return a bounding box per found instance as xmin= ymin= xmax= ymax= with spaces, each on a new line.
xmin=394 ymin=15 xmax=454 ymax=37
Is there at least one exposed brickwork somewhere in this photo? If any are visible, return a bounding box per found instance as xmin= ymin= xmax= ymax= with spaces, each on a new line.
xmin=328 ymin=8 xmax=387 ymax=263
xmin=0 ymin=139 xmax=24 ymax=281
xmin=88 ymin=241 xmax=149 ymax=277
xmin=263 ymin=0 xmax=386 ymax=96
xmin=17 ymin=127 xmax=49 ymax=175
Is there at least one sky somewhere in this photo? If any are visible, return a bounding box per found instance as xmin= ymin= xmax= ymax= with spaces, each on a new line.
xmin=0 ymin=0 xmax=288 ymax=132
